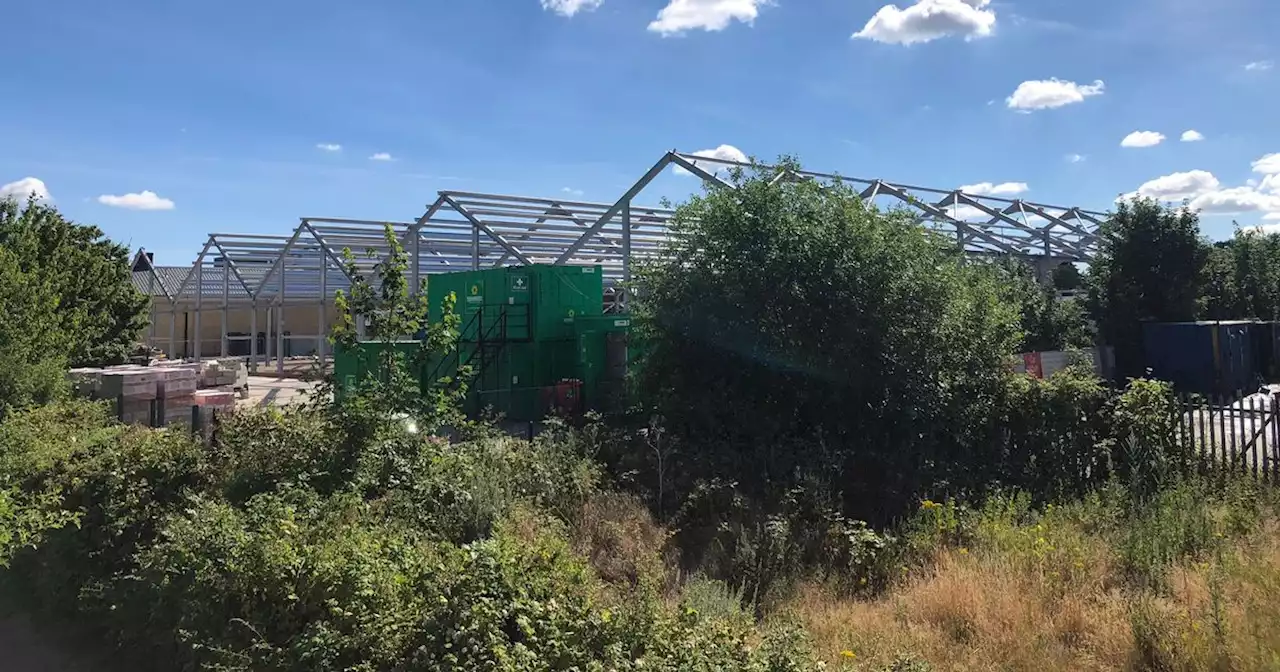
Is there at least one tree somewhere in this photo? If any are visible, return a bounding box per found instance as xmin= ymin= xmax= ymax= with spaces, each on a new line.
xmin=1052 ymin=262 xmax=1084 ymax=292
xmin=991 ymin=258 xmax=1094 ymax=352
xmin=1225 ymin=228 xmax=1280 ymax=320
xmin=0 ymin=197 xmax=149 ymax=366
xmin=1087 ymin=198 xmax=1207 ymax=379
xmin=329 ymin=225 xmax=466 ymax=433
xmin=0 ymin=246 xmax=68 ymax=416
xmin=1200 ymin=241 xmax=1241 ymax=320
xmin=634 ymin=158 xmax=1023 ymax=524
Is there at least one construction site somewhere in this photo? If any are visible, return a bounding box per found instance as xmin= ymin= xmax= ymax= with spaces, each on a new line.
xmin=126 ymin=150 xmax=1105 ymax=421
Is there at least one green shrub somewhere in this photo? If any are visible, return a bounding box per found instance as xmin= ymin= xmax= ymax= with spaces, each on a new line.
xmin=0 ymin=245 xmax=69 ymax=417
xmin=1112 ymin=377 xmax=1190 ymax=501
xmin=213 ymin=406 xmax=349 ymax=502
xmin=990 ymin=366 xmax=1113 ymax=502
xmin=0 ymin=197 xmax=149 ymax=368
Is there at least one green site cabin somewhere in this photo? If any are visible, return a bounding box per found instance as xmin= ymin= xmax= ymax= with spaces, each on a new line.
xmin=334 ymin=264 xmax=631 ymax=421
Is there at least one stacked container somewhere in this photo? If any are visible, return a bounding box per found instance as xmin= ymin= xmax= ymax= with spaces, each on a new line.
xmin=1143 ymin=321 xmax=1260 ymax=395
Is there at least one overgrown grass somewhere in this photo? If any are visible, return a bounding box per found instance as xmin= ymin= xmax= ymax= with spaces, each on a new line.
xmin=6 ymin=394 xmax=1280 ymax=670
xmin=783 ymin=477 xmax=1280 ymax=671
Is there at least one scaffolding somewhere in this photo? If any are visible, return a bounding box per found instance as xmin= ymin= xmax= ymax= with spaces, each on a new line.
xmin=133 ymin=150 xmax=1105 ymax=373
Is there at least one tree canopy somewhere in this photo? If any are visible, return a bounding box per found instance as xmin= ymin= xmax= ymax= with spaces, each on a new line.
xmin=0 ymin=198 xmax=149 ymax=367
xmin=991 ymin=258 xmax=1094 ymax=353
xmin=634 ymin=159 xmax=1023 ymax=521
xmin=1087 ymin=198 xmax=1207 ymax=378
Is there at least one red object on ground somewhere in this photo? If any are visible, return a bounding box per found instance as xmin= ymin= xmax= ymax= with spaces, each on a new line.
xmin=1023 ymin=352 xmax=1044 ymax=379
xmin=541 ymin=379 xmax=583 ymax=416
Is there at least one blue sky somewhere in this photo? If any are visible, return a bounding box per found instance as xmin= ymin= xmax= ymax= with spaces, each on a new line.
xmin=1 ymin=0 xmax=1277 ymax=263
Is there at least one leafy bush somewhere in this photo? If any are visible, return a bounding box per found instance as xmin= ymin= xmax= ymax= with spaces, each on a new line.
xmin=0 ymin=396 xmax=823 ymax=669
xmin=987 ymin=366 xmax=1113 ymax=502
xmin=988 ymin=258 xmax=1093 ymax=352
xmin=0 ymin=245 xmax=69 ymax=417
xmin=1111 ymin=377 xmax=1190 ymax=501
xmin=0 ymin=197 xmax=148 ymax=367
xmin=634 ymin=157 xmax=1021 ymax=525
xmin=1087 ymin=198 xmax=1206 ymax=378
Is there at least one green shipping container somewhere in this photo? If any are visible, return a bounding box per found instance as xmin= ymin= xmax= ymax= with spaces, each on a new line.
xmin=331 ymin=340 xmax=427 ymax=402
xmin=425 ymin=264 xmax=601 ymax=343
xmin=338 ymin=264 xmax=613 ymax=421
xmin=574 ymin=315 xmax=632 ymax=414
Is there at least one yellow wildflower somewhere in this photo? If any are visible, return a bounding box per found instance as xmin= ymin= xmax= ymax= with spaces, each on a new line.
xmin=840 ymin=650 xmax=856 ymax=659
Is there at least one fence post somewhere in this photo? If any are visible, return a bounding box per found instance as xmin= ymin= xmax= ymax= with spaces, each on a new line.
xmin=1251 ymin=396 xmax=1261 ymax=478
xmin=1272 ymin=397 xmax=1280 ymax=482
xmin=191 ymin=404 xmax=201 ymax=439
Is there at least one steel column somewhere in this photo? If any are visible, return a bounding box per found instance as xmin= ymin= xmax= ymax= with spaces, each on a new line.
xmin=250 ymin=304 xmax=258 ymax=374
xmin=555 ymin=152 xmax=675 ymax=264
xmin=277 ymin=259 xmax=286 ymax=375
xmin=622 ymin=200 xmax=631 ymax=308
xmin=221 ymin=261 xmax=229 ymax=357
xmin=193 ymin=259 xmax=203 ymax=362
xmin=318 ymin=254 xmax=328 ymax=364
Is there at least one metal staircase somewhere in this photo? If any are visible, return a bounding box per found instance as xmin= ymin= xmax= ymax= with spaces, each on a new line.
xmin=431 ymin=304 xmax=530 ymax=388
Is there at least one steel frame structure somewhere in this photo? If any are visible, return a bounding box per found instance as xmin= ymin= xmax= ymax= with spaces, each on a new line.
xmin=135 ymin=150 xmax=1104 ymax=373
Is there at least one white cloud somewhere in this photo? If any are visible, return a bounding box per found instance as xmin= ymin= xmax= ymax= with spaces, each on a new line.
xmin=540 ymin=0 xmax=602 ymax=17
xmin=369 ymin=152 xmax=394 ymax=161
xmin=959 ymin=181 xmax=1029 ymax=196
xmin=561 ymin=187 xmax=585 ymax=197
xmin=1120 ymin=131 xmax=1166 ymax=148
xmin=1125 ymin=170 xmax=1220 ymax=201
xmin=97 ymin=190 xmax=175 ymax=211
xmin=1244 ymin=60 xmax=1274 ymax=71
xmin=1180 ymin=130 xmax=1205 ymax=142
xmin=943 ymin=204 xmax=989 ymax=221
xmin=0 ymin=177 xmax=52 ymax=203
xmin=1066 ymin=153 xmax=1086 ymax=164
xmin=1253 ymin=153 xmax=1280 ymax=175
xmin=674 ymin=144 xmax=748 ymax=176
xmin=1005 ymin=78 xmax=1104 ymax=111
xmin=1189 ymin=187 xmax=1280 ymax=215
xmin=1121 ymin=155 xmax=1280 ymax=221
xmin=316 ymin=143 xmax=342 ymax=152
xmin=853 ymin=0 xmax=996 ymax=45
xmin=648 ymin=0 xmax=765 ymax=35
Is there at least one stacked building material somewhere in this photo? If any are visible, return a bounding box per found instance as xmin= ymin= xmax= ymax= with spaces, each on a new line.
xmin=193 ymin=389 xmax=237 ymax=439
xmin=67 ymin=368 xmax=103 ymax=398
xmin=199 ymin=359 xmax=248 ymax=390
xmin=100 ymin=369 xmax=158 ymax=425
xmin=155 ymin=367 xmax=199 ymax=428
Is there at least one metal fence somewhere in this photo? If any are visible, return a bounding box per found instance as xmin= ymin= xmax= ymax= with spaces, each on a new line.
xmin=1178 ymin=393 xmax=1280 ymax=480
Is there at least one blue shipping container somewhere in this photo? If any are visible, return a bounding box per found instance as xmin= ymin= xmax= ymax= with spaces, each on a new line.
xmin=1142 ymin=321 xmax=1258 ymax=395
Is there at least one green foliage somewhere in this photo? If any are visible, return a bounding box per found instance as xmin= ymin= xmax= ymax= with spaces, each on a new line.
xmin=1087 ymin=198 xmax=1207 ymax=378
xmin=0 ymin=245 xmax=68 ymax=417
xmin=988 ymin=258 xmax=1094 ymax=353
xmin=1200 ymin=242 xmax=1240 ymax=320
xmin=635 ymin=157 xmax=1022 ymax=528
xmin=1199 ymin=229 xmax=1280 ymax=339
xmin=1111 ymin=378 xmax=1190 ymax=502
xmin=325 ymin=223 xmax=467 ymax=434
xmin=991 ymin=366 xmax=1113 ymax=501
xmin=0 ymin=395 xmax=822 ymax=670
xmin=1051 ymin=262 xmax=1084 ymax=292
xmin=0 ymin=197 xmax=148 ymax=367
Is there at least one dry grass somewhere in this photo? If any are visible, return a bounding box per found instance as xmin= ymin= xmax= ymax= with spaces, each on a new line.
xmin=570 ymin=491 xmax=674 ymax=595
xmin=784 ymin=515 xmax=1280 ymax=671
